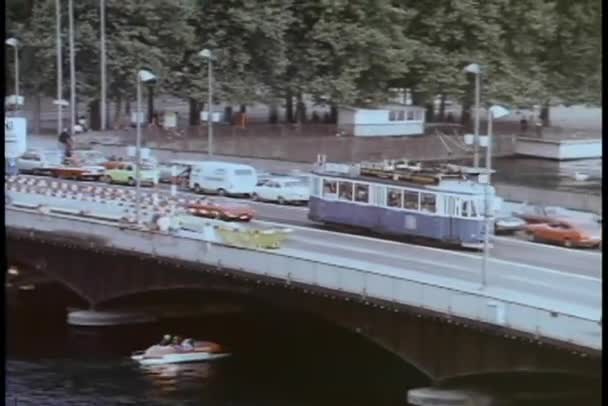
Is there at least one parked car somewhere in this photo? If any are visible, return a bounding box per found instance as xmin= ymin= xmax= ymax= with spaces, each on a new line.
xmin=513 ymin=204 xmax=571 ymax=224
xmin=16 ymin=150 xmax=63 ymax=175
xmin=252 ymin=177 xmax=310 ymax=204
xmin=189 ymin=161 xmax=257 ymax=196
xmin=524 ymin=220 xmax=601 ymax=248
xmin=52 ymin=162 xmax=106 ymax=181
xmin=102 ymin=162 xmax=159 ymax=186
xmin=104 ymin=156 xmax=157 ymax=170
xmin=494 ymin=216 xmax=527 ymax=234
xmin=186 ymin=200 xmax=255 ymax=222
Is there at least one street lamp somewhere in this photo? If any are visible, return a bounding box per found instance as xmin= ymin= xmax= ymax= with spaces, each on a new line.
xmin=6 ymin=37 xmax=20 ymax=113
xmin=199 ymin=48 xmax=214 ymax=156
xmin=464 ymin=63 xmax=481 ymax=168
xmin=135 ymin=69 xmax=157 ymax=224
xmin=480 ymin=104 xmax=510 ymax=289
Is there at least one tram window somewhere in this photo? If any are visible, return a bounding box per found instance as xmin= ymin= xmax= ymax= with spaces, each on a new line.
xmin=421 ymin=193 xmax=436 ymax=213
xmin=403 ymin=190 xmax=419 ymax=210
xmin=462 ymin=200 xmax=469 ymax=217
xmin=338 ymin=181 xmax=353 ymax=201
xmin=387 ymin=188 xmax=402 ymax=208
xmin=323 ymin=179 xmax=337 ymax=197
xmin=354 ymin=183 xmax=369 ymax=203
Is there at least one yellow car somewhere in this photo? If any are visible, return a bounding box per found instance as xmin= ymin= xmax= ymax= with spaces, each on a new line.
xmin=102 ymin=162 xmax=159 ymax=187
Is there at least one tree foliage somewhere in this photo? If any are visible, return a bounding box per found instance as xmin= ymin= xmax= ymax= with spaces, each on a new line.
xmin=6 ymin=0 xmax=602 ymax=119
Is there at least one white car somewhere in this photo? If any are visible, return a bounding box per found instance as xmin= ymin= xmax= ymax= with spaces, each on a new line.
xmin=16 ymin=150 xmax=63 ymax=175
xmin=252 ymin=177 xmax=310 ymax=204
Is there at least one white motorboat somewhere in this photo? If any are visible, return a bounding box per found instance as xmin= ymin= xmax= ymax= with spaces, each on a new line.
xmin=131 ymin=339 xmax=229 ymax=366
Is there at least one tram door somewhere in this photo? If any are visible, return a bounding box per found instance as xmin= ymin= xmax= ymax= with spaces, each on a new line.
xmin=445 ymin=196 xmax=460 ymax=240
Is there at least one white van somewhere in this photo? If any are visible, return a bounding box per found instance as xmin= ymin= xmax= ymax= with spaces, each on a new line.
xmin=189 ymin=161 xmax=258 ymax=196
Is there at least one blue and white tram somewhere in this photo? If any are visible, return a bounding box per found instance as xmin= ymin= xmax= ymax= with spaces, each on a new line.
xmin=308 ymin=167 xmax=498 ymax=248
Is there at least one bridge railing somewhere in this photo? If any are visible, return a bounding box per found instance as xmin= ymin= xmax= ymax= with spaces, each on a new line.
xmin=5 ymin=206 xmax=601 ymax=352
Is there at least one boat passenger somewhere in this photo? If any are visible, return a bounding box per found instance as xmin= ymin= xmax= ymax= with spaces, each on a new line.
xmin=172 ymin=336 xmax=182 ymax=347
xmin=160 ymin=334 xmax=172 ymax=346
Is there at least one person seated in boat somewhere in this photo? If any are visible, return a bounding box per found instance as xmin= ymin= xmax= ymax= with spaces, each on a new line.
xmin=172 ymin=335 xmax=183 ymax=348
xmin=159 ymin=334 xmax=172 ymax=346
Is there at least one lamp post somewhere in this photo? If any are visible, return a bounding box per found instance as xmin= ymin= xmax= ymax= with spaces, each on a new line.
xmin=464 ymin=63 xmax=481 ymax=168
xmin=100 ymin=0 xmax=107 ymax=130
xmin=480 ymin=104 xmax=510 ymax=288
xmin=6 ymin=38 xmax=20 ymax=114
xmin=199 ymin=49 xmax=214 ymax=156
xmin=68 ymin=0 xmax=76 ymax=136
xmin=135 ymin=69 xmax=157 ymax=225
xmin=55 ymin=0 xmax=63 ymax=133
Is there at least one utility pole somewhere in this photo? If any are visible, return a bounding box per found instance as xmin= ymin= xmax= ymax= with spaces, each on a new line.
xmin=473 ymin=72 xmax=481 ymax=168
xmin=207 ymin=55 xmax=213 ymax=156
xmin=68 ymin=0 xmax=76 ymax=136
xmin=56 ymin=0 xmax=63 ymax=133
xmin=100 ymin=0 xmax=107 ymax=130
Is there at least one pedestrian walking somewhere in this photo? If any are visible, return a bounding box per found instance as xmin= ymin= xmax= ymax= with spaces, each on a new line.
xmin=58 ymin=128 xmax=72 ymax=160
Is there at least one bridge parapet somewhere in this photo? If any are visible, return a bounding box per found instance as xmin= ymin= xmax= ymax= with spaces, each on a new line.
xmin=5 ymin=206 xmax=601 ymax=353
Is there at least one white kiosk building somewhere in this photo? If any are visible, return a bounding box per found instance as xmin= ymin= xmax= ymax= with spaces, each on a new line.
xmin=337 ymin=104 xmax=426 ymax=137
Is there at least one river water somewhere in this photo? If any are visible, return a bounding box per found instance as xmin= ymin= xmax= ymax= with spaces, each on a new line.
xmin=6 ymin=283 xmax=423 ymax=406
xmin=7 ymin=283 xmax=600 ymax=406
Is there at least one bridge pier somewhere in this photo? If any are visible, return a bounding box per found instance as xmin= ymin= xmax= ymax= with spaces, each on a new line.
xmin=67 ymin=309 xmax=157 ymax=327
xmin=407 ymin=387 xmax=491 ymax=406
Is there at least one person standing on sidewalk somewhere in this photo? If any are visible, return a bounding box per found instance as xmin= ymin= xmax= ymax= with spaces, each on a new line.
xmin=58 ymin=128 xmax=73 ymax=160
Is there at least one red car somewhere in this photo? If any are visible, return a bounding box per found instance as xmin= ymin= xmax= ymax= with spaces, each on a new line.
xmin=186 ymin=200 xmax=255 ymax=222
xmin=524 ymin=220 xmax=602 ymax=248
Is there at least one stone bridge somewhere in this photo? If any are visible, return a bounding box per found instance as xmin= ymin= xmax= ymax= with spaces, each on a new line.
xmin=7 ymin=219 xmax=600 ymax=386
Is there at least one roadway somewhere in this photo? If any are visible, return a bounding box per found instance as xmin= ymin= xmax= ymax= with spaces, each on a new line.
xmin=6 ymin=174 xmax=602 ymax=280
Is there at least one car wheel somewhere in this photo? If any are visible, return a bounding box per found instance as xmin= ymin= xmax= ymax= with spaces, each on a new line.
xmin=217 ymin=188 xmax=226 ymax=196
xmin=252 ymin=193 xmax=259 ymax=201
xmin=128 ymin=177 xmax=136 ymax=186
xmin=277 ymin=196 xmax=286 ymax=205
xmin=213 ymin=211 xmax=221 ymax=219
xmin=102 ymin=175 xmax=112 ymax=184
xmin=564 ymin=239 xmax=573 ymax=248
xmin=525 ymin=231 xmax=535 ymax=242
xmin=193 ymin=184 xmax=202 ymax=194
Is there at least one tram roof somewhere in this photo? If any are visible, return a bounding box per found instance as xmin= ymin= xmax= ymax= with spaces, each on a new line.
xmin=312 ymin=160 xmax=495 ymax=191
